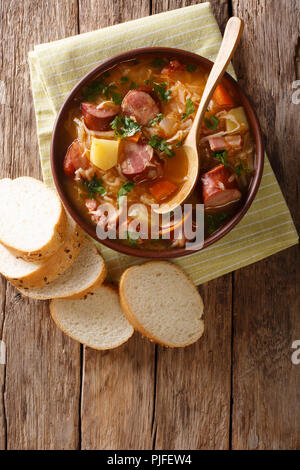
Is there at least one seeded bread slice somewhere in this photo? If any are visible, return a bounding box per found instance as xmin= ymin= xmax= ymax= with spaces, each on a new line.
xmin=0 ymin=177 xmax=68 ymax=260
xmin=50 ymin=285 xmax=134 ymax=350
xmin=119 ymin=261 xmax=204 ymax=348
xmin=0 ymin=217 xmax=84 ymax=289
xmin=18 ymin=239 xmax=106 ymax=300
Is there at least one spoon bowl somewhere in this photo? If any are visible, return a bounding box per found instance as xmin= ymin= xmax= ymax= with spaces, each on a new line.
xmin=154 ymin=17 xmax=244 ymax=215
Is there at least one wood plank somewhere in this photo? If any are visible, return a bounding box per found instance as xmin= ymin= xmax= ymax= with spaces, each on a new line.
xmin=231 ymin=0 xmax=300 ymax=449
xmin=78 ymin=0 xmax=155 ymax=450
xmin=0 ymin=0 xmax=81 ymax=449
xmin=151 ymin=0 xmax=232 ymax=449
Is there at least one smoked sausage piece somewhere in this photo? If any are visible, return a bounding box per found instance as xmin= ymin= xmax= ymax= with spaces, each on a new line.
xmin=63 ymin=140 xmax=89 ymax=178
xmin=121 ymin=90 xmax=160 ymax=126
xmin=81 ymin=102 xmax=118 ymax=131
xmin=202 ymin=164 xmax=242 ymax=208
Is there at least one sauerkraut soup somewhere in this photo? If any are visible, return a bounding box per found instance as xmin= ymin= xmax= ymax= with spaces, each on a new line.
xmin=62 ymin=55 xmax=255 ymax=250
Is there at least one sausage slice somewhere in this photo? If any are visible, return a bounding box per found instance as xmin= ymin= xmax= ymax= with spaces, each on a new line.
xmin=202 ymin=164 xmax=242 ymax=208
xmin=81 ymin=102 xmax=118 ymax=131
xmin=121 ymin=90 xmax=160 ymax=126
xmin=63 ymin=140 xmax=89 ymax=178
xmin=121 ymin=141 xmax=162 ymax=182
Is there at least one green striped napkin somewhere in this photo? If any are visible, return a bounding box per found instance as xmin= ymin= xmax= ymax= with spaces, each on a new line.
xmin=28 ymin=2 xmax=298 ymax=285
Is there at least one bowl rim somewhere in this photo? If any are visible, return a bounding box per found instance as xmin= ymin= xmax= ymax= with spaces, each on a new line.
xmin=51 ymin=46 xmax=264 ymax=259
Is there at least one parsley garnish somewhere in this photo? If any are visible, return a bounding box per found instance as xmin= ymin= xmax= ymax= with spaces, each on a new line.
xmin=181 ymin=98 xmax=195 ymax=121
xmin=204 ymin=114 xmax=219 ymax=130
xmin=186 ymin=64 xmax=197 ymax=72
xmin=151 ymin=57 xmax=167 ymax=68
xmin=129 ymin=81 xmax=138 ymax=90
xmin=81 ymin=81 xmax=106 ymax=102
xmin=175 ymin=140 xmax=182 ymax=147
xmin=214 ymin=150 xmax=229 ymax=168
xmin=148 ymin=135 xmax=175 ymax=158
xmin=83 ymin=177 xmax=107 ymax=199
xmin=117 ymin=181 xmax=135 ymax=206
xmin=120 ymin=76 xmax=129 ymax=84
xmin=153 ymin=82 xmax=172 ymax=103
xmin=207 ymin=212 xmax=229 ymax=235
xmin=148 ymin=113 xmax=163 ymax=127
xmin=126 ymin=231 xmax=139 ymax=246
xmin=82 ymin=79 xmax=122 ymax=104
xmin=111 ymin=116 xmax=141 ymax=139
xmin=235 ymin=160 xmax=250 ymax=176
xmin=144 ymin=79 xmax=151 ymax=85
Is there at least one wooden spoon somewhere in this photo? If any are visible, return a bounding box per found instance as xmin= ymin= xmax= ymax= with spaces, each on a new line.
xmin=155 ymin=17 xmax=244 ymax=214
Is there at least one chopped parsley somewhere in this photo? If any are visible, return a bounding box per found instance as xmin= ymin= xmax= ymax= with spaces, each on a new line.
xmin=214 ymin=150 xmax=229 ymax=168
xmin=207 ymin=212 xmax=229 ymax=235
xmin=235 ymin=160 xmax=250 ymax=176
xmin=144 ymin=79 xmax=151 ymax=85
xmin=117 ymin=181 xmax=135 ymax=206
xmin=151 ymin=57 xmax=167 ymax=68
xmin=129 ymin=81 xmax=138 ymax=90
xmin=110 ymin=91 xmax=123 ymax=104
xmin=83 ymin=177 xmax=107 ymax=199
xmin=126 ymin=231 xmax=139 ymax=246
xmin=81 ymin=80 xmax=106 ymax=102
xmin=120 ymin=76 xmax=129 ymax=84
xmin=103 ymin=71 xmax=110 ymax=78
xmin=181 ymin=98 xmax=195 ymax=121
xmin=81 ymin=79 xmax=122 ymax=104
xmin=204 ymin=114 xmax=219 ymax=130
xmin=186 ymin=64 xmax=197 ymax=72
xmin=148 ymin=135 xmax=175 ymax=158
xmin=175 ymin=140 xmax=183 ymax=147
xmin=153 ymin=82 xmax=172 ymax=103
xmin=111 ymin=116 xmax=141 ymax=139
xmin=148 ymin=113 xmax=163 ymax=127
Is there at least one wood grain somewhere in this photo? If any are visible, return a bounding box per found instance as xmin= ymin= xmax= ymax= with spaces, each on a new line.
xmin=231 ymin=0 xmax=300 ymax=449
xmin=78 ymin=0 xmax=155 ymax=450
xmin=151 ymin=0 xmax=232 ymax=450
xmin=154 ymin=275 xmax=233 ymax=450
xmin=0 ymin=0 xmax=81 ymax=449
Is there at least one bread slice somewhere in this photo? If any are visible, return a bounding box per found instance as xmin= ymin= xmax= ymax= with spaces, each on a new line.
xmin=0 ymin=177 xmax=68 ymax=260
xmin=50 ymin=285 xmax=134 ymax=350
xmin=0 ymin=217 xmax=84 ymax=289
xmin=119 ymin=262 xmax=204 ymax=348
xmin=18 ymin=239 xmax=106 ymax=300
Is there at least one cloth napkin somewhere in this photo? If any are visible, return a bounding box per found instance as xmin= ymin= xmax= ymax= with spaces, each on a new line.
xmin=28 ymin=2 xmax=298 ymax=285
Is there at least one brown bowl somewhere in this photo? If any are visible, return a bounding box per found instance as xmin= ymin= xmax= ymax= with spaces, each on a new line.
xmin=51 ymin=47 xmax=264 ymax=259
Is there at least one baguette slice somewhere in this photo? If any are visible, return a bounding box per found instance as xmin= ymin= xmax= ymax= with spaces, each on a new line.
xmin=18 ymin=239 xmax=106 ymax=300
xmin=0 ymin=217 xmax=84 ymax=289
xmin=0 ymin=177 xmax=68 ymax=260
xmin=119 ymin=261 xmax=204 ymax=348
xmin=50 ymin=285 xmax=134 ymax=350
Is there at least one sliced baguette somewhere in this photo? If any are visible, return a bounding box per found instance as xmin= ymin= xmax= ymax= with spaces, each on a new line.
xmin=119 ymin=261 xmax=204 ymax=348
xmin=0 ymin=177 xmax=68 ymax=260
xmin=0 ymin=217 xmax=84 ymax=289
xmin=18 ymin=239 xmax=106 ymax=300
xmin=50 ymin=285 xmax=134 ymax=350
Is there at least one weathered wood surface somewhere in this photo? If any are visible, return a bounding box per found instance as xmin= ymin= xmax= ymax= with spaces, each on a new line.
xmin=0 ymin=0 xmax=299 ymax=450
xmin=231 ymin=0 xmax=300 ymax=450
xmin=0 ymin=0 xmax=81 ymax=450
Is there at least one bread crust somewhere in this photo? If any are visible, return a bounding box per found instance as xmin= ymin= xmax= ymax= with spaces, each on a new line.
xmin=0 ymin=177 xmax=69 ymax=261
xmin=7 ymin=227 xmax=84 ymax=289
xmin=17 ymin=241 xmax=107 ymax=300
xmin=119 ymin=261 xmax=204 ymax=348
xmin=50 ymin=284 xmax=134 ymax=350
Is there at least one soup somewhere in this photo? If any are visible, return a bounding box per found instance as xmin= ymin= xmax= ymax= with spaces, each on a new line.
xmin=62 ymin=54 xmax=255 ymax=250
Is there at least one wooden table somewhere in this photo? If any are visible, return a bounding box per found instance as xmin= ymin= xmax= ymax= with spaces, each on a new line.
xmin=0 ymin=0 xmax=299 ymax=450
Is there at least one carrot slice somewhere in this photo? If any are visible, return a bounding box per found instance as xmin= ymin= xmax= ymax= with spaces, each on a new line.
xmin=150 ymin=179 xmax=177 ymax=201
xmin=125 ymin=132 xmax=141 ymax=143
xmin=212 ymin=84 xmax=234 ymax=107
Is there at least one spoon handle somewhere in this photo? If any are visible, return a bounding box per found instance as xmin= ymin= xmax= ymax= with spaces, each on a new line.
xmin=186 ymin=17 xmax=244 ymax=145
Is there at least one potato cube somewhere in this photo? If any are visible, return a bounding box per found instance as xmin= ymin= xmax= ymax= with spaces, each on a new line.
xmin=225 ymin=106 xmax=249 ymax=133
xmin=90 ymin=138 xmax=119 ymax=171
